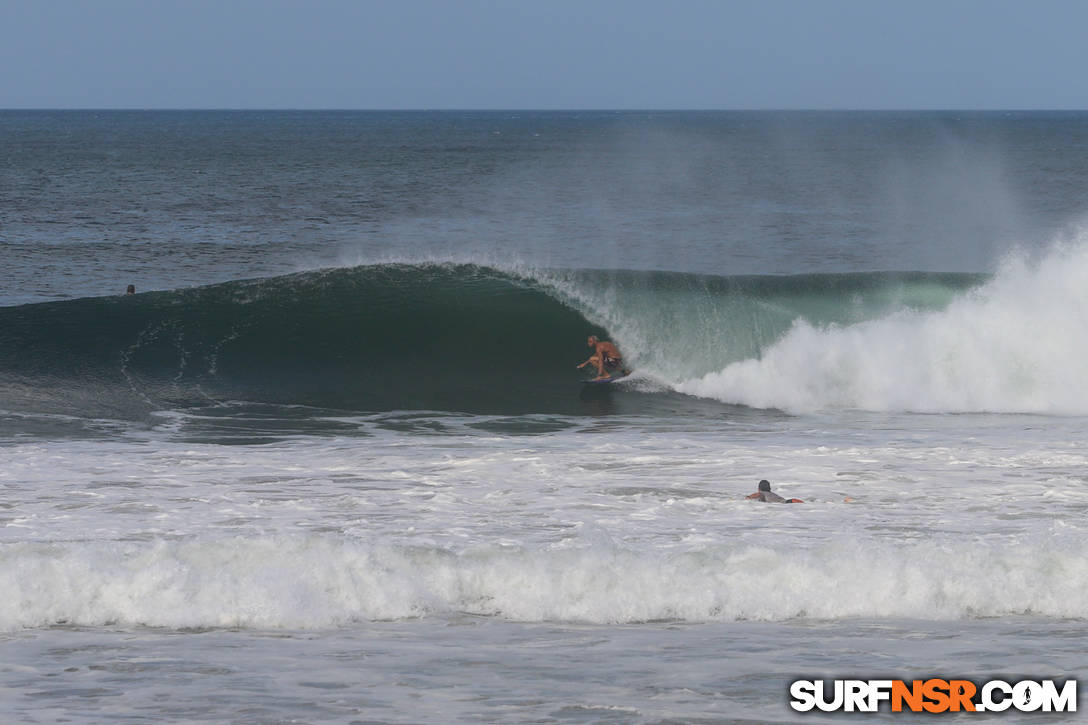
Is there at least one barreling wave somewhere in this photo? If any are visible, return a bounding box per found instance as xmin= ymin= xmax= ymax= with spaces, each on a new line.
xmin=0 ymin=260 xmax=991 ymax=418
xmin=7 ymin=249 xmax=1085 ymax=418
xmin=3 ymin=534 xmax=1086 ymax=630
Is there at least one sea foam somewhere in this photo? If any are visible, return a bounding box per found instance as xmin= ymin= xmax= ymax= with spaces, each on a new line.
xmin=675 ymin=242 xmax=1088 ymax=413
xmin=4 ymin=534 xmax=1086 ymax=630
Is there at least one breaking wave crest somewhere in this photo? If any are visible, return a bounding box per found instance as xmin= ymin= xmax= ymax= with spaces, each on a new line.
xmin=3 ymin=535 xmax=1085 ymax=630
xmin=675 ymin=243 xmax=1088 ymax=413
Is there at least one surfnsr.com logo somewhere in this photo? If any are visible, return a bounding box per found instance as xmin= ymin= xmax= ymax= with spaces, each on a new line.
xmin=790 ymin=679 xmax=1077 ymax=713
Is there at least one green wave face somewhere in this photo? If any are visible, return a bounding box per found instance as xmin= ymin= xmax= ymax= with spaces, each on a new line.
xmin=540 ymin=267 xmax=983 ymax=382
xmin=0 ymin=263 xmax=982 ymax=418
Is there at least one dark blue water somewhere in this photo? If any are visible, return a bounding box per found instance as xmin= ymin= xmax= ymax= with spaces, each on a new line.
xmin=4 ymin=111 xmax=1088 ymax=306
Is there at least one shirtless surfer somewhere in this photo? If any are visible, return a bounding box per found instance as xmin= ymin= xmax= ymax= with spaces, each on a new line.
xmin=577 ymin=335 xmax=629 ymax=380
xmin=746 ymin=479 xmax=804 ymax=504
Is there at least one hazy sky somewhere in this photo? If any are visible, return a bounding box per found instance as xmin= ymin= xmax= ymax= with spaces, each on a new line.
xmin=3 ymin=0 xmax=1087 ymax=109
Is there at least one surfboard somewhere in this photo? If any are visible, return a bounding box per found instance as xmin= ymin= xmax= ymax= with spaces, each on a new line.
xmin=581 ymin=374 xmax=631 ymax=385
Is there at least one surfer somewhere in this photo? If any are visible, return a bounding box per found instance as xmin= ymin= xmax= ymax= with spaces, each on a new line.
xmin=577 ymin=335 xmax=629 ymax=380
xmin=125 ymin=284 xmax=135 ymax=295
xmin=746 ymin=479 xmax=803 ymax=503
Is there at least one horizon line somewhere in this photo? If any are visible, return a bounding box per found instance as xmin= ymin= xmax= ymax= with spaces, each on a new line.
xmin=2 ymin=107 xmax=1087 ymax=113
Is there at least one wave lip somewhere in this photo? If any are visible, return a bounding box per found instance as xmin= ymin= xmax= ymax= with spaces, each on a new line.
xmin=3 ymin=536 xmax=1086 ymax=630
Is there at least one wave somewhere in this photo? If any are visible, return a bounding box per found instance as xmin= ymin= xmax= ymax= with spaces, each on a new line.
xmin=0 ymin=264 xmax=606 ymax=418
xmin=16 ymin=240 xmax=1088 ymax=418
xmin=676 ymin=243 xmax=1088 ymax=413
xmin=3 ymin=535 xmax=1085 ymax=630
xmin=0 ymin=261 xmax=981 ymax=419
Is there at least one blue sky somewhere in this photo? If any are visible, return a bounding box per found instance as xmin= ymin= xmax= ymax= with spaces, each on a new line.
xmin=3 ymin=0 xmax=1086 ymax=109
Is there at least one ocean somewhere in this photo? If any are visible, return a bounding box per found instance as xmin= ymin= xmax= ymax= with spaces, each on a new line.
xmin=1 ymin=110 xmax=1086 ymax=722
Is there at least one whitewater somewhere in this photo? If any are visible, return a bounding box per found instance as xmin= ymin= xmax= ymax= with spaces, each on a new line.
xmin=3 ymin=396 xmax=1086 ymax=721
xmin=674 ymin=242 xmax=1088 ymax=414
xmin=3 ymin=110 xmax=1087 ymax=723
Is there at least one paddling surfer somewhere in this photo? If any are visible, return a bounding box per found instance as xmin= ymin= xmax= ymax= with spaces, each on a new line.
xmin=746 ymin=479 xmax=804 ymax=503
xmin=577 ymin=335 xmax=629 ymax=380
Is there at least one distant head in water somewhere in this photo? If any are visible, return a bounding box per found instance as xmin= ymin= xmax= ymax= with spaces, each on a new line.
xmin=126 ymin=284 xmax=135 ymax=295
xmin=748 ymin=479 xmax=802 ymax=504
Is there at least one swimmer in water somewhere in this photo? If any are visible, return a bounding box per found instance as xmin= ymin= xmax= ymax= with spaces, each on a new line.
xmin=746 ymin=479 xmax=803 ymax=504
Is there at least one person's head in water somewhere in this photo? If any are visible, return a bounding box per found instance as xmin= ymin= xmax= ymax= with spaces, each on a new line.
xmin=126 ymin=284 xmax=135 ymax=295
xmin=748 ymin=478 xmax=803 ymax=504
xmin=587 ymin=335 xmax=598 ymax=347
